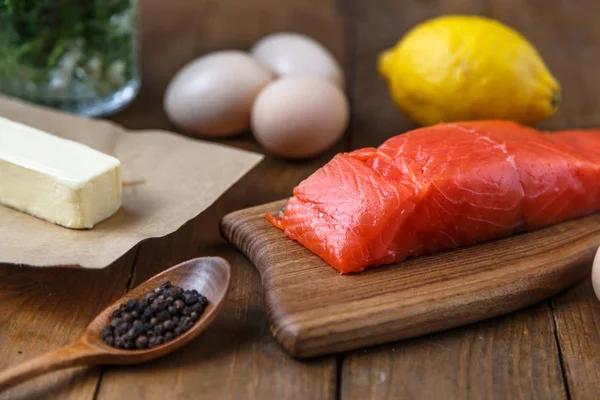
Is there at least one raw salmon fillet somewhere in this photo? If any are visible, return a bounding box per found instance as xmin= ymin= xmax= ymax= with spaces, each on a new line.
xmin=267 ymin=121 xmax=600 ymax=273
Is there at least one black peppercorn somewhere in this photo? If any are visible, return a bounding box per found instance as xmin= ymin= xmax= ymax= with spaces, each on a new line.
xmin=101 ymin=326 xmax=113 ymax=340
xmin=126 ymin=299 xmax=138 ymax=310
xmin=133 ymin=323 xmax=146 ymax=336
xmin=182 ymin=291 xmax=196 ymax=305
xmin=156 ymin=310 xmax=170 ymax=322
xmin=173 ymin=299 xmax=185 ymax=311
xmin=163 ymin=320 xmax=174 ymax=331
xmin=199 ymin=295 xmax=209 ymax=307
xmin=136 ymin=301 xmax=147 ymax=313
xmin=116 ymin=322 xmax=130 ymax=335
xmin=126 ymin=328 xmax=136 ymax=340
xmin=122 ymin=312 xmax=134 ymax=323
xmin=101 ymin=282 xmax=208 ymax=350
xmin=152 ymin=297 xmax=167 ymax=312
xmin=142 ymin=308 xmax=153 ymax=320
xmin=135 ymin=336 xmax=148 ymax=349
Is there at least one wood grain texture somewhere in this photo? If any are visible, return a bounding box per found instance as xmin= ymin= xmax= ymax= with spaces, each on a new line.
xmin=221 ymin=200 xmax=594 ymax=357
xmin=0 ymin=253 xmax=134 ymax=400
xmin=3 ymin=0 xmax=599 ymax=397
xmin=552 ymin=280 xmax=600 ymax=399
xmin=339 ymin=0 xmax=599 ymax=398
xmin=1 ymin=0 xmax=346 ymax=397
xmin=96 ymin=163 xmax=338 ymax=400
xmin=0 ymin=257 xmax=230 ymax=393
xmin=489 ymin=1 xmax=600 ymax=399
xmin=94 ymin=0 xmax=347 ymax=397
xmin=341 ymin=303 xmax=567 ymax=400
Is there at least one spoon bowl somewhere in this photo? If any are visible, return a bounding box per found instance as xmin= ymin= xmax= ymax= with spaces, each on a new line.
xmin=84 ymin=256 xmax=231 ymax=364
xmin=0 ymin=257 xmax=231 ymax=391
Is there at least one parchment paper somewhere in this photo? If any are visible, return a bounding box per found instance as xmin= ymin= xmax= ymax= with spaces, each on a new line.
xmin=0 ymin=96 xmax=263 ymax=268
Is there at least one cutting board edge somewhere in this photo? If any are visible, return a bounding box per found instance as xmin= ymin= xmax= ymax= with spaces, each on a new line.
xmin=264 ymin=262 xmax=590 ymax=357
xmin=221 ymin=201 xmax=598 ymax=358
xmin=258 ymin=244 xmax=592 ymax=357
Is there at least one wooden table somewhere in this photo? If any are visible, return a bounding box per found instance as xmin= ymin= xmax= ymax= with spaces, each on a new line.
xmin=2 ymin=0 xmax=600 ymax=398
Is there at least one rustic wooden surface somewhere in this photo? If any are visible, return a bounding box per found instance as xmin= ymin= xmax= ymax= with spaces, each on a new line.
xmin=0 ymin=258 xmax=231 ymax=392
xmin=0 ymin=0 xmax=599 ymax=398
xmin=221 ymin=200 xmax=597 ymax=358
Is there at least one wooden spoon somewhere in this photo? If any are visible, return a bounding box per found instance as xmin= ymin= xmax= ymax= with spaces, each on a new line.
xmin=0 ymin=256 xmax=231 ymax=392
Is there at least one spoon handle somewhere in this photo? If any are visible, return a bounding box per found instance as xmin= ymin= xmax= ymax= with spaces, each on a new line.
xmin=0 ymin=340 xmax=100 ymax=392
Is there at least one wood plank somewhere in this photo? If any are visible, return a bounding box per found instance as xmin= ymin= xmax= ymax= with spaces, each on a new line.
xmin=222 ymin=199 xmax=594 ymax=358
xmin=96 ymin=0 xmax=347 ymax=397
xmin=491 ymin=1 xmax=600 ymax=399
xmin=341 ymin=303 xmax=567 ymax=399
xmin=0 ymin=255 xmax=135 ymax=400
xmin=96 ymin=160 xmax=337 ymax=399
xmin=342 ymin=0 xmax=571 ymax=397
xmin=552 ymin=280 xmax=600 ymax=398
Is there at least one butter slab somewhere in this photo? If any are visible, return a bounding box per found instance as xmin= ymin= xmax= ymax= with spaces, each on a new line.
xmin=0 ymin=117 xmax=122 ymax=229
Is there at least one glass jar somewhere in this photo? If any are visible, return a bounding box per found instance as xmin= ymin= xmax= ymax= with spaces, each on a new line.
xmin=0 ymin=0 xmax=140 ymax=117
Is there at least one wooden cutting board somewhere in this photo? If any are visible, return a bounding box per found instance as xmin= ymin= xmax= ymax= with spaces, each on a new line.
xmin=220 ymin=200 xmax=599 ymax=358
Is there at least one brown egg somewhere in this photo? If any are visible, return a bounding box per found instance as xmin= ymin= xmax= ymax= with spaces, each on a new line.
xmin=251 ymin=76 xmax=349 ymax=159
xmin=251 ymin=33 xmax=344 ymax=88
xmin=164 ymin=50 xmax=273 ymax=137
xmin=592 ymin=246 xmax=600 ymax=301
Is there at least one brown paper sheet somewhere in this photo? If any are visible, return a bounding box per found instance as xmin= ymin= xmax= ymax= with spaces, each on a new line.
xmin=0 ymin=96 xmax=263 ymax=268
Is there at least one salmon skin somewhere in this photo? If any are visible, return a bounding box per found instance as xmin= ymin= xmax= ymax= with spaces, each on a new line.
xmin=267 ymin=121 xmax=600 ymax=274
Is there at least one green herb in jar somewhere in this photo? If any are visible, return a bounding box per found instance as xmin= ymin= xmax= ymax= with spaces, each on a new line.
xmin=0 ymin=0 xmax=137 ymax=101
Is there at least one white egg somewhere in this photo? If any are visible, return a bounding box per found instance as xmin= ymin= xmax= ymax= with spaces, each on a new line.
xmin=164 ymin=50 xmax=273 ymax=137
xmin=251 ymin=76 xmax=349 ymax=159
xmin=592 ymin=246 xmax=600 ymax=300
xmin=251 ymin=32 xmax=344 ymax=88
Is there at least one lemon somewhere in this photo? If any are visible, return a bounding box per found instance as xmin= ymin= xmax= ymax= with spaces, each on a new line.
xmin=378 ymin=15 xmax=560 ymax=126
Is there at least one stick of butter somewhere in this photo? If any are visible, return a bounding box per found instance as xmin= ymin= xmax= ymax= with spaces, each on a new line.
xmin=0 ymin=117 xmax=122 ymax=229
